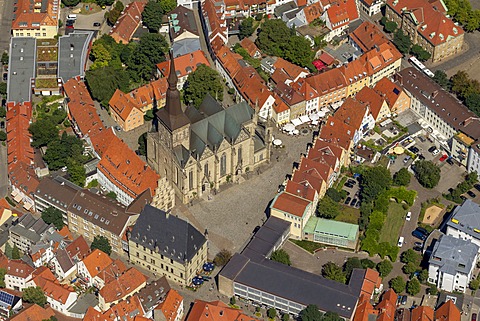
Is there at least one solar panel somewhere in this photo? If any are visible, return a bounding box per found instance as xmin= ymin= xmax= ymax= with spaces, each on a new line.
xmin=0 ymin=291 xmax=14 ymax=306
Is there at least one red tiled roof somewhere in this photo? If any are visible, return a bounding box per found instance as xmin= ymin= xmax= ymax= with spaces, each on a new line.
xmin=303 ymin=2 xmax=323 ymax=24
xmin=234 ymin=65 xmax=272 ymax=109
xmin=298 ymin=156 xmax=333 ymax=182
xmin=81 ymin=249 xmax=114 ymax=278
xmin=318 ymin=52 xmax=335 ymax=65
xmin=89 ymin=128 xmax=117 ymax=158
xmin=353 ymin=295 xmax=377 ymax=321
xmin=435 ymin=300 xmax=461 ymax=321
xmin=240 ymin=38 xmax=260 ymax=58
xmin=350 ymin=21 xmax=389 ymax=52
xmin=12 ymin=0 xmax=57 ymax=30
xmin=96 ymin=259 xmax=127 ymax=284
xmin=202 ymin=0 xmax=228 ymax=43
xmin=326 ymin=0 xmax=359 ymax=30
xmin=6 ymin=102 xmax=34 ymax=171
xmin=99 ymin=267 xmax=147 ymax=303
xmin=307 ymin=140 xmax=341 ymax=171
xmin=272 ymin=95 xmax=289 ymax=114
xmin=377 ymin=289 xmax=397 ymax=321
xmin=272 ymin=58 xmax=308 ymax=85
xmin=386 ymin=0 xmax=463 ymax=46
xmin=156 ymin=289 xmax=183 ymax=321
xmin=216 ymin=46 xmax=243 ymax=79
xmin=186 ymin=300 xmax=261 ymax=321
xmin=285 ymin=180 xmax=316 ymax=202
xmin=360 ymin=268 xmax=381 ymax=298
xmin=361 ymin=42 xmax=402 ymax=76
xmin=64 ymin=77 xmax=104 ymax=139
xmin=412 ymin=306 xmax=434 ymax=321
xmin=84 ymin=295 xmax=145 ymax=321
xmin=10 ymin=304 xmax=56 ymax=321
xmin=373 ymin=77 xmax=404 ymax=109
xmin=65 ymin=235 xmax=90 ymax=262
xmin=291 ymin=170 xmax=325 ymax=194
xmin=97 ymin=134 xmax=160 ymax=199
xmin=272 ymin=191 xmax=311 ymax=217
xmin=333 ymin=97 xmax=367 ymax=130
xmin=156 ymin=50 xmax=210 ymax=79
xmin=109 ymin=1 xmax=147 ymax=44
xmin=306 ymin=68 xmax=347 ymax=94
xmin=319 ymin=115 xmax=355 ymax=150
xmin=9 ymin=161 xmax=39 ymax=198
xmin=355 ymin=86 xmax=386 ymax=120
xmin=6 ymin=259 xmax=34 ymax=278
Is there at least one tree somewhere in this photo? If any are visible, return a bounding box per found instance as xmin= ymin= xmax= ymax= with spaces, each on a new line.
xmin=267 ymin=308 xmax=277 ymax=319
xmin=271 ymin=249 xmax=291 ymax=266
xmin=106 ymin=191 xmax=117 ymax=200
xmin=159 ymin=0 xmax=176 ymax=13
xmin=0 ymin=132 xmax=6 ymax=142
xmin=344 ymin=257 xmax=362 ymax=279
xmin=428 ymin=284 xmax=438 ymax=295
xmin=466 ymin=92 xmax=480 ymax=116
xmin=12 ymin=245 xmax=20 ymax=259
xmin=107 ymin=2 xmax=124 ymax=25
xmin=184 ymin=64 xmax=224 ymax=107
xmin=401 ymin=249 xmax=421 ymax=265
xmin=23 ymin=287 xmax=47 ymax=307
xmin=394 ymin=168 xmax=411 ymax=186
xmin=85 ymin=66 xmax=130 ymax=104
xmin=326 ymin=188 xmax=343 ymax=202
xmin=418 ymin=269 xmax=429 ymax=283
xmin=43 ymin=132 xmax=85 ymax=170
xmin=360 ymin=166 xmax=392 ymax=201
xmin=67 ymin=159 xmax=86 ymax=187
xmin=470 ymin=278 xmax=480 ymax=290
xmin=282 ymin=314 xmax=290 ymax=321
xmin=96 ymin=0 xmax=115 ymax=7
xmin=138 ymin=132 xmax=147 ymax=156
xmin=322 ymin=312 xmax=343 ymax=321
xmin=385 ymin=20 xmax=397 ymax=33
xmin=393 ymin=30 xmax=412 ymax=54
xmin=376 ymin=260 xmax=393 ymax=277
xmin=239 ymin=17 xmax=255 ymax=40
xmin=91 ymin=235 xmax=112 ymax=255
xmin=129 ymin=33 xmax=169 ymax=81
xmin=0 ymin=82 xmax=6 ymax=97
xmin=0 ymin=268 xmax=6 ymax=288
xmin=230 ymin=296 xmax=236 ymax=305
xmin=410 ymin=44 xmax=431 ymax=61
xmin=317 ymin=196 xmax=341 ymax=219
xmin=62 ymin=0 xmax=80 ymax=6
xmin=390 ymin=276 xmax=406 ymax=293
xmin=283 ymin=36 xmax=315 ymax=70
xmin=28 ymin=118 xmax=59 ymax=147
xmin=300 ymin=305 xmax=323 ymax=321
xmin=322 ymin=262 xmax=346 ymax=284
xmin=41 ymin=207 xmax=64 ymax=230
xmin=451 ymin=70 xmax=474 ymax=99
xmin=433 ymin=70 xmax=450 ymax=90
xmin=144 ymin=109 xmax=154 ymax=121
xmin=4 ymin=243 xmax=12 ymax=259
xmin=414 ymin=160 xmax=441 ymax=188
xmin=142 ymin=1 xmax=163 ymax=32
xmin=407 ymin=278 xmax=421 ymax=295
xmin=1 ymin=52 xmax=8 ymax=65
xmin=213 ymin=249 xmax=232 ymax=266
xmin=402 ymin=262 xmax=418 ymax=275
xmin=361 ymin=258 xmax=376 ymax=269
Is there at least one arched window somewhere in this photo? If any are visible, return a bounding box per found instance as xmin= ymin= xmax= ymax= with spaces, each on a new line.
xmin=220 ymin=153 xmax=227 ymax=177
xmin=204 ymin=163 xmax=209 ymax=177
xmin=237 ymin=147 xmax=242 ymax=166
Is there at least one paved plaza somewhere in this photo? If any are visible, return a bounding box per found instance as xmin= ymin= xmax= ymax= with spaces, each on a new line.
xmin=172 ymin=126 xmax=316 ymax=257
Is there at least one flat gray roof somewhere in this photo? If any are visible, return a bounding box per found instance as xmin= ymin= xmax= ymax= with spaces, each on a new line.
xmin=58 ymin=31 xmax=93 ymax=83
xmin=7 ymin=37 xmax=36 ymax=103
xmin=446 ymin=199 xmax=480 ymax=239
xmin=429 ymin=234 xmax=478 ymax=275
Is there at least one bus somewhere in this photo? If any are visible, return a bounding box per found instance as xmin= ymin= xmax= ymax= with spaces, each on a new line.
xmin=409 ymin=56 xmax=434 ymax=78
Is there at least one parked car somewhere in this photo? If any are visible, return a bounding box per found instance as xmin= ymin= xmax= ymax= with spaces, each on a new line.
xmin=345 ymin=183 xmax=354 ymax=188
xmin=350 ymin=199 xmax=357 ymax=207
xmin=408 ymin=146 xmax=419 ymax=154
xmin=439 ymin=154 xmax=448 ymax=162
xmin=412 ymin=230 xmax=427 ymax=240
xmin=428 ymin=146 xmax=437 ymax=153
xmin=415 ymin=227 xmax=429 ymax=236
xmin=347 ymin=179 xmax=357 ymax=185
xmin=406 ymin=212 xmax=412 ymax=221
xmin=401 ymin=295 xmax=408 ymax=305
xmin=472 ymin=313 xmax=477 ymax=321
xmin=398 ymin=236 xmax=404 ymax=247
xmin=418 ymin=154 xmax=425 ymax=160
xmin=446 ymin=158 xmax=454 ymax=165
xmin=93 ymin=22 xmax=101 ymax=27
xmin=345 ymin=197 xmax=351 ymax=205
xmin=2 ymin=73 xmax=6 ymax=81
xmin=468 ymin=190 xmax=477 ymax=198
xmin=474 ymin=183 xmax=480 ymax=192
xmin=404 ymin=156 xmax=411 ymax=164
xmin=414 ymin=242 xmax=423 ymax=247
xmin=66 ymin=25 xmax=74 ymax=29
xmin=460 ymin=195 xmax=468 ymax=201
xmin=418 ymin=136 xmax=426 ymax=142
xmin=432 ymin=149 xmax=440 ymax=156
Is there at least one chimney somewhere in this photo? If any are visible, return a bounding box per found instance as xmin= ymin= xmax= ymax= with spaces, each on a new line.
xmin=432 ymin=90 xmax=439 ymax=99
xmin=394 ymin=73 xmax=403 ymax=85
xmin=370 ymin=32 xmax=373 ymax=39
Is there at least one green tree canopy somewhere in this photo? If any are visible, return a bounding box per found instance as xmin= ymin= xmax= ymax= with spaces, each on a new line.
xmin=142 ymin=1 xmax=164 ymax=32
xmin=433 ymin=70 xmax=451 ymax=90
xmin=317 ymin=195 xmax=341 ymax=219
xmin=138 ymin=132 xmax=148 ymax=156
xmin=213 ymin=249 xmax=232 ymax=266
xmin=402 ymin=262 xmax=418 ymax=275
xmin=183 ymin=64 xmax=224 ymax=107
xmin=343 ymin=257 xmax=362 ymax=279
xmin=1 ymin=52 xmax=8 ymax=65
xmin=414 ymin=160 xmax=441 ymax=188
xmin=85 ymin=65 xmax=130 ymax=104
xmin=23 ymin=287 xmax=47 ymax=307
xmin=385 ymin=20 xmax=397 ymax=33
xmin=267 ymin=308 xmax=277 ymax=319
xmin=12 ymin=245 xmax=20 ymax=259
xmin=0 ymin=268 xmax=6 ymax=288
xmin=28 ymin=118 xmax=59 ymax=148
xmin=361 ymin=258 xmax=376 ymax=269
xmin=239 ymin=17 xmax=255 ymax=40
xmin=0 ymin=106 xmax=7 ymax=118
xmin=41 ymin=207 xmax=64 ymax=230
xmin=130 ymin=33 xmax=169 ymax=81
xmin=43 ymin=132 xmax=86 ymax=170
xmin=160 ymin=0 xmax=176 ymax=12
xmin=394 ymin=168 xmax=411 ymax=186
xmin=270 ymin=249 xmax=291 ymax=266
xmin=470 ymin=278 xmax=480 ymax=290
xmin=91 ymin=235 xmax=112 ymax=255
xmin=322 ymin=262 xmax=346 ymax=284
xmin=393 ymin=30 xmax=412 ymax=54
xmin=326 ymin=188 xmax=343 ymax=202
xmin=62 ymin=0 xmax=80 ymax=6
xmin=389 ymin=276 xmax=406 ymax=294
xmin=376 ymin=260 xmax=393 ymax=277
xmin=407 ymin=278 xmax=421 ymax=295
xmin=360 ymin=166 xmax=392 ymax=201
xmin=401 ymin=249 xmax=421 ymax=265
xmin=300 ymin=305 xmax=323 ymax=321
xmin=0 ymin=82 xmax=6 ymax=97
xmin=67 ymin=159 xmax=86 ymax=187
xmin=410 ymin=44 xmax=431 ymax=61
xmin=0 ymin=132 xmax=6 ymax=142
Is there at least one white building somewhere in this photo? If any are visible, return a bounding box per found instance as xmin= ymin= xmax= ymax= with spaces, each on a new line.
xmin=428 ymin=234 xmax=478 ymax=293
xmin=5 ymin=260 xmax=34 ymax=291
xmin=446 ymin=199 xmax=480 ymax=250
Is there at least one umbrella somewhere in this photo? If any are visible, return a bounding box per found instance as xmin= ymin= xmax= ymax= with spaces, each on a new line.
xmin=203 ymin=262 xmax=214 ymax=271
xmin=273 ymin=139 xmax=282 ymax=146
xmin=317 ymin=111 xmax=326 ymax=118
xmin=283 ymin=123 xmax=295 ymax=132
xmin=309 ymin=113 xmax=320 ymax=121
xmin=293 ymin=129 xmax=300 ymax=135
xmin=192 ymin=277 xmax=203 ymax=285
xmin=394 ymin=146 xmax=404 ymax=155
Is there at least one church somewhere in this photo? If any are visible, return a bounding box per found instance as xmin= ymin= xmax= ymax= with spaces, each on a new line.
xmin=147 ymin=52 xmax=272 ymax=204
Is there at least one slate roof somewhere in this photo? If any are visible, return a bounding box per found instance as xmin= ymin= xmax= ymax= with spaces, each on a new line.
xmin=129 ymin=205 xmax=207 ymax=264
xmin=7 ymin=37 xmax=36 ymax=104
xmin=429 ymin=234 xmax=478 ymax=275
xmin=446 ymin=199 xmax=480 ymax=237
xmin=137 ymin=277 xmax=171 ymax=313
xmin=168 ymin=6 xmax=199 ymax=40
xmin=9 ymin=213 xmax=52 ymax=244
xmin=172 ymin=38 xmax=202 ymax=58
xmin=58 ymin=31 xmax=93 ymax=82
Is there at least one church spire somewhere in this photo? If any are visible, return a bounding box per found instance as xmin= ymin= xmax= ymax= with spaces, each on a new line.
xmin=167 ymin=50 xmax=178 ymax=91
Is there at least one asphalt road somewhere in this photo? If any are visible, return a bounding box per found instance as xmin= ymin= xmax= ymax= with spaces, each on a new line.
xmin=0 ymin=144 xmax=8 ymax=198
xmin=0 ymin=0 xmax=13 ymax=54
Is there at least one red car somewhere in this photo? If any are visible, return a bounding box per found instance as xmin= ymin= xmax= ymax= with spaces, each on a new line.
xmin=439 ymin=154 xmax=448 ymax=162
xmin=472 ymin=313 xmax=477 ymax=321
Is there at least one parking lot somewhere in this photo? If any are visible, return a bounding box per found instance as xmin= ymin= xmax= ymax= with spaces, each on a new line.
xmin=340 ymin=178 xmax=361 ymax=209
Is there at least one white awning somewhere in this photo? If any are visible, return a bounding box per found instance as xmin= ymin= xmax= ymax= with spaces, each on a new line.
xmin=23 ymin=202 xmax=33 ymax=211
xmin=312 ymin=120 xmax=319 ymax=126
xmin=300 ymin=115 xmax=310 ymax=123
xmin=13 ymin=193 xmax=22 ymax=203
xmin=318 ymin=111 xmax=326 ymax=118
xmin=283 ymin=123 xmax=295 ymax=131
xmin=310 ymin=113 xmax=320 ymax=121
xmin=291 ymin=118 xmax=302 ymax=127
xmin=11 ymin=190 xmax=19 ymax=198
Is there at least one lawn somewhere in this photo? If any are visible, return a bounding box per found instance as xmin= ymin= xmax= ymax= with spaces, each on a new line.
xmin=335 ymin=206 xmax=360 ymax=224
xmin=379 ymin=202 xmax=406 ymax=246
xmin=289 ymin=239 xmax=323 ymax=254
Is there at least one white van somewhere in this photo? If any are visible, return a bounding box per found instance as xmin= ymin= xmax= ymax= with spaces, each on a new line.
xmin=67 ymin=14 xmax=77 ymax=20
xmin=397 ymin=236 xmax=404 ymax=247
